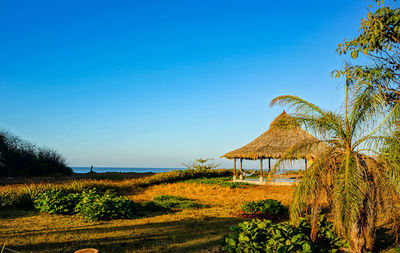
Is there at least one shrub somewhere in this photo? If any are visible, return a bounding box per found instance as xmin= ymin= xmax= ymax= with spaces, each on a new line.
xmin=241 ymin=199 xmax=288 ymax=216
xmin=0 ymin=131 xmax=72 ymax=177
xmin=33 ymin=189 xmax=81 ymax=215
xmin=222 ymin=217 xmax=348 ymax=253
xmin=75 ymin=189 xmax=134 ymax=221
xmin=152 ymin=195 xmax=202 ymax=210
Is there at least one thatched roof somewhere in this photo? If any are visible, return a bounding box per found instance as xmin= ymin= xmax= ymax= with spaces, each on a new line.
xmin=222 ymin=111 xmax=325 ymax=160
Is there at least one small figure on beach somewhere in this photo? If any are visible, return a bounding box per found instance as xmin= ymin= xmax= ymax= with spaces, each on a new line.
xmin=90 ymin=166 xmax=93 ymax=173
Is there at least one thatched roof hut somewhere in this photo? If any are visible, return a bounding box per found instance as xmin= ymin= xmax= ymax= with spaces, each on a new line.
xmin=222 ymin=111 xmax=323 ymax=160
xmin=222 ymin=111 xmax=326 ymax=180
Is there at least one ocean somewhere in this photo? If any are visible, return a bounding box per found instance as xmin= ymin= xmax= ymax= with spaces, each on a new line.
xmin=71 ymin=167 xmax=186 ymax=174
xmin=71 ymin=167 xmax=302 ymax=174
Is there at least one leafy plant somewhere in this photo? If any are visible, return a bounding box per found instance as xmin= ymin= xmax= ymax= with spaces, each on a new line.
xmin=222 ymin=217 xmax=348 ymax=253
xmin=152 ymin=195 xmax=203 ymax=210
xmin=271 ymin=82 xmax=400 ymax=252
xmin=74 ymin=189 xmax=134 ymax=221
xmin=33 ymin=189 xmax=81 ymax=215
xmin=241 ymin=199 xmax=288 ymax=216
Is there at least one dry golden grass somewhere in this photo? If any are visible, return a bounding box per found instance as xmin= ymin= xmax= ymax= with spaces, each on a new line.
xmin=133 ymin=182 xmax=293 ymax=216
xmin=0 ymin=182 xmax=293 ymax=253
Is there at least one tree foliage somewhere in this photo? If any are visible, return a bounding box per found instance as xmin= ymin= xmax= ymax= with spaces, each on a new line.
xmin=182 ymin=158 xmax=219 ymax=170
xmin=0 ymin=131 xmax=72 ymax=177
xmin=333 ymin=1 xmax=400 ymax=104
xmin=270 ymin=83 xmax=400 ymax=252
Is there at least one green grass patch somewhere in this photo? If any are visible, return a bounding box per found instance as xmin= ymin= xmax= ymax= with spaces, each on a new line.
xmin=134 ymin=200 xmax=172 ymax=217
xmin=185 ymin=176 xmax=252 ymax=188
xmin=152 ymin=195 xmax=204 ymax=210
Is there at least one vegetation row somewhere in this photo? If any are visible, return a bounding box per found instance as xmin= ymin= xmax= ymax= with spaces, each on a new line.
xmin=0 ymin=131 xmax=72 ymax=177
xmin=0 ymin=168 xmax=232 ymax=210
xmin=34 ymin=188 xmax=135 ymax=221
xmin=34 ymin=190 xmax=202 ymax=221
xmin=223 ymin=217 xmax=348 ymax=253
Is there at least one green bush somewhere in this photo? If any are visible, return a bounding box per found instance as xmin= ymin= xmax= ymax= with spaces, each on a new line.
xmin=152 ymin=195 xmax=202 ymax=210
xmin=241 ymin=199 xmax=288 ymax=216
xmin=0 ymin=169 xmax=232 ymax=211
xmin=222 ymin=217 xmax=348 ymax=253
xmin=75 ymin=189 xmax=134 ymax=221
xmin=33 ymin=189 xmax=81 ymax=215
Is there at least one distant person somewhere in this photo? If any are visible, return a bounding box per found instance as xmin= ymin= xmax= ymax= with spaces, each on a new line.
xmin=90 ymin=166 xmax=93 ymax=173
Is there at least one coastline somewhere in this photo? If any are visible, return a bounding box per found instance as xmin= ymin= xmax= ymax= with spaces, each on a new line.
xmin=0 ymin=171 xmax=155 ymax=185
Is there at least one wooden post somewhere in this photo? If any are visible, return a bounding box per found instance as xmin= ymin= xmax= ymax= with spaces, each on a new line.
xmin=233 ymin=158 xmax=237 ymax=180
xmin=268 ymin=158 xmax=271 ymax=173
xmin=260 ymin=159 xmax=263 ymax=182
xmin=305 ymin=159 xmax=308 ymax=170
xmin=240 ymin=158 xmax=243 ymax=180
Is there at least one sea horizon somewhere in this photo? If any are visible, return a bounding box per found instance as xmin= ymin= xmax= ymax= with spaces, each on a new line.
xmin=71 ymin=167 xmax=187 ymax=174
xmin=71 ymin=166 xmax=301 ymax=174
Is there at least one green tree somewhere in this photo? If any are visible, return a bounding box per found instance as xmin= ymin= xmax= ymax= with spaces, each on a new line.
xmin=182 ymin=158 xmax=219 ymax=170
xmin=271 ymin=83 xmax=400 ymax=252
xmin=334 ymin=0 xmax=400 ymax=104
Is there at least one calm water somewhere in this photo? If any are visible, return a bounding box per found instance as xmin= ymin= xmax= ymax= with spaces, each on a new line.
xmin=72 ymin=167 xmax=186 ymax=174
xmin=72 ymin=167 xmax=302 ymax=175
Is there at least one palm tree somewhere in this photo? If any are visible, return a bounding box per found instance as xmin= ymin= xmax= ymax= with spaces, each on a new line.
xmin=270 ymin=82 xmax=400 ymax=252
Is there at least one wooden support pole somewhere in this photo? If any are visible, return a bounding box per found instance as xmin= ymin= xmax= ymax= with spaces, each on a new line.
xmin=233 ymin=158 xmax=237 ymax=180
xmin=260 ymin=159 xmax=263 ymax=182
xmin=305 ymin=159 xmax=308 ymax=170
xmin=240 ymin=158 xmax=243 ymax=180
xmin=268 ymin=158 xmax=271 ymax=173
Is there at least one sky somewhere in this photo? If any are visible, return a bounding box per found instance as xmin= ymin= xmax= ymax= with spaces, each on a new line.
xmin=0 ymin=0 xmax=392 ymax=168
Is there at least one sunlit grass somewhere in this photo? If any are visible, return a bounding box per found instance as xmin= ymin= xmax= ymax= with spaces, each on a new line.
xmin=0 ymin=180 xmax=294 ymax=252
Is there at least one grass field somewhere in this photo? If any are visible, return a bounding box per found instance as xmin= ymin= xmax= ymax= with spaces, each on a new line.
xmin=0 ymin=179 xmax=294 ymax=253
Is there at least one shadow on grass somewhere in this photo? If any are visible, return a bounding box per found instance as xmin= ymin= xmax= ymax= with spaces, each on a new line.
xmin=0 ymin=209 xmax=37 ymax=219
xmin=7 ymin=217 xmax=242 ymax=253
xmin=134 ymin=201 xmax=177 ymax=218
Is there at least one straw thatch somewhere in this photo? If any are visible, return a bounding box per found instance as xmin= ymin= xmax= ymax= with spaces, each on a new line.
xmin=222 ymin=111 xmax=325 ymax=160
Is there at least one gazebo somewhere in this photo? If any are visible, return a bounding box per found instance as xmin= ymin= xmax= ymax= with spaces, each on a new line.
xmin=221 ymin=111 xmax=324 ymax=182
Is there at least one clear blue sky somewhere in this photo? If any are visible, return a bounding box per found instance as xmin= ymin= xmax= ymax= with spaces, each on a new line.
xmin=0 ymin=0 xmax=386 ymax=168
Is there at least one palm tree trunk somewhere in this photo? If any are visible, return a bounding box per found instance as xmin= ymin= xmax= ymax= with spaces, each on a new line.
xmin=350 ymin=222 xmax=366 ymax=253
